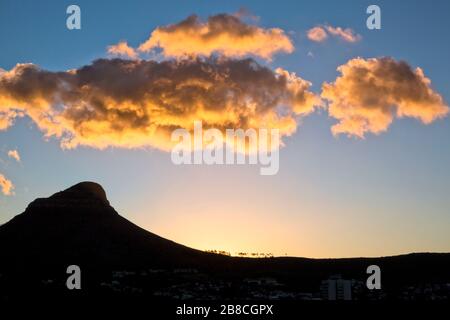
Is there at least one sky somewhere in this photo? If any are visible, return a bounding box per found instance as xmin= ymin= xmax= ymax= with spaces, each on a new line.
xmin=0 ymin=0 xmax=449 ymax=258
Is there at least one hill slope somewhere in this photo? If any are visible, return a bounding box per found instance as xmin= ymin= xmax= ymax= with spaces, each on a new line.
xmin=0 ymin=182 xmax=225 ymax=272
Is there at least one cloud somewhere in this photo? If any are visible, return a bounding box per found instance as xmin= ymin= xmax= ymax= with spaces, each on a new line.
xmin=325 ymin=26 xmax=361 ymax=43
xmin=321 ymin=57 xmax=449 ymax=137
xmin=7 ymin=149 xmax=20 ymax=162
xmin=107 ymin=41 xmax=138 ymax=59
xmin=0 ymin=58 xmax=320 ymax=151
xmin=307 ymin=25 xmax=361 ymax=43
xmin=0 ymin=110 xmax=22 ymax=130
xmin=137 ymin=14 xmax=294 ymax=60
xmin=307 ymin=27 xmax=328 ymax=42
xmin=0 ymin=173 xmax=14 ymax=196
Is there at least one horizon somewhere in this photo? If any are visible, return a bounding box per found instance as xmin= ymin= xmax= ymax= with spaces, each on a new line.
xmin=2 ymin=179 xmax=449 ymax=259
xmin=1 ymin=0 xmax=450 ymax=259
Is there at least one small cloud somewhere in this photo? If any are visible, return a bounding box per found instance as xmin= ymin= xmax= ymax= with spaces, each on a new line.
xmin=325 ymin=25 xmax=361 ymax=43
xmin=307 ymin=51 xmax=314 ymax=58
xmin=107 ymin=41 xmax=138 ymax=59
xmin=0 ymin=110 xmax=23 ymax=130
xmin=0 ymin=172 xmax=14 ymax=196
xmin=307 ymin=25 xmax=361 ymax=43
xmin=307 ymin=26 xmax=328 ymax=42
xmin=7 ymin=149 xmax=20 ymax=162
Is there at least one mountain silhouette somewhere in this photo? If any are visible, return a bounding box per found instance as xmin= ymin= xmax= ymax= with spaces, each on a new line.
xmin=0 ymin=182 xmax=224 ymax=273
xmin=0 ymin=181 xmax=449 ymax=301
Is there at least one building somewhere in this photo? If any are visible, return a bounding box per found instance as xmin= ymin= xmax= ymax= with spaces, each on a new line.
xmin=320 ymin=275 xmax=352 ymax=300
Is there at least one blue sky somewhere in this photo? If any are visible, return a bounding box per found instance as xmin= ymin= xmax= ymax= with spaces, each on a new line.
xmin=1 ymin=0 xmax=449 ymax=257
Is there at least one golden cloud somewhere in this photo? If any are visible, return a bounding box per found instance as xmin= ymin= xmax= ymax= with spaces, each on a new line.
xmin=0 ymin=58 xmax=320 ymax=150
xmin=307 ymin=25 xmax=360 ymax=43
xmin=321 ymin=57 xmax=449 ymax=137
xmin=137 ymin=14 xmax=294 ymax=60
xmin=0 ymin=173 xmax=14 ymax=196
xmin=107 ymin=41 xmax=138 ymax=59
xmin=7 ymin=149 xmax=20 ymax=162
xmin=307 ymin=26 xmax=328 ymax=42
xmin=0 ymin=110 xmax=21 ymax=130
xmin=325 ymin=26 xmax=360 ymax=43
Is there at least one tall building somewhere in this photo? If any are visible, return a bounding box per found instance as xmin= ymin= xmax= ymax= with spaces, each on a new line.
xmin=320 ymin=275 xmax=352 ymax=300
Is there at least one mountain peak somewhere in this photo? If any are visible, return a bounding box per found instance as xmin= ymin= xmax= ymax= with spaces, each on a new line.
xmin=26 ymin=181 xmax=111 ymax=212
xmin=58 ymin=181 xmax=109 ymax=204
xmin=48 ymin=181 xmax=110 ymax=205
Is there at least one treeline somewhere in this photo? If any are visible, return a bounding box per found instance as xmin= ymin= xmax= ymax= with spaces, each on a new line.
xmin=205 ymin=250 xmax=274 ymax=258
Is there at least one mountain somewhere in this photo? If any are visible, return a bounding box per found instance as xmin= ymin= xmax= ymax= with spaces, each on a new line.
xmin=0 ymin=182 xmax=224 ymax=272
xmin=0 ymin=181 xmax=449 ymax=301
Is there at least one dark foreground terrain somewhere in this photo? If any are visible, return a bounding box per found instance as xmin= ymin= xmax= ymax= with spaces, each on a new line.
xmin=0 ymin=182 xmax=449 ymax=307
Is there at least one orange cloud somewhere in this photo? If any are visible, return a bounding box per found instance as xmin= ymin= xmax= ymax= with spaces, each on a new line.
xmin=0 ymin=58 xmax=319 ymax=150
xmin=0 ymin=173 xmax=14 ymax=196
xmin=138 ymin=14 xmax=294 ymax=60
xmin=7 ymin=149 xmax=20 ymax=162
xmin=307 ymin=25 xmax=360 ymax=43
xmin=307 ymin=26 xmax=328 ymax=42
xmin=325 ymin=26 xmax=360 ymax=43
xmin=321 ymin=57 xmax=449 ymax=138
xmin=107 ymin=41 xmax=138 ymax=59
xmin=0 ymin=110 xmax=21 ymax=130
